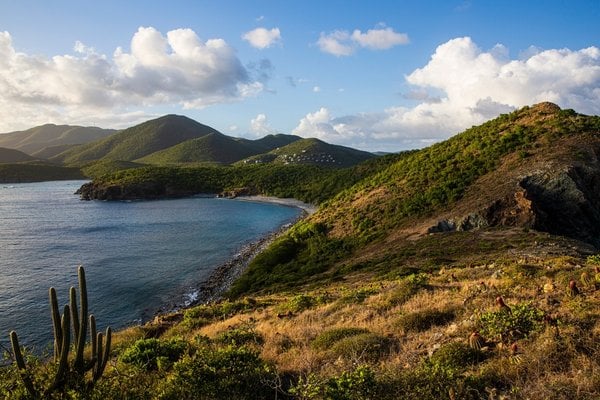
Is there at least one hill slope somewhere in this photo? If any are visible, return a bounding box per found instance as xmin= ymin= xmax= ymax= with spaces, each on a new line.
xmin=52 ymin=115 xmax=219 ymax=165
xmin=230 ymin=103 xmax=600 ymax=295
xmin=239 ymin=138 xmax=375 ymax=167
xmin=0 ymin=147 xmax=37 ymax=163
xmin=138 ymin=132 xmax=265 ymax=165
xmin=0 ymin=124 xmax=116 ymax=155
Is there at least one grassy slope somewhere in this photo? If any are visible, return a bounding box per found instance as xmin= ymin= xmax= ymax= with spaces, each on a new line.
xmin=0 ymin=124 xmax=115 ymax=155
xmin=52 ymin=115 xmax=219 ymax=165
xmin=228 ymin=103 xmax=600 ymax=296
xmin=137 ymin=133 xmax=262 ymax=165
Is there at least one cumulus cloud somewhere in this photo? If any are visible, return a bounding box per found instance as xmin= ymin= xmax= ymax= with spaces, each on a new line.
xmin=297 ymin=37 xmax=600 ymax=151
xmin=317 ymin=25 xmax=409 ymax=56
xmin=242 ymin=27 xmax=281 ymax=49
xmin=250 ymin=113 xmax=276 ymax=136
xmin=0 ymin=27 xmax=261 ymax=131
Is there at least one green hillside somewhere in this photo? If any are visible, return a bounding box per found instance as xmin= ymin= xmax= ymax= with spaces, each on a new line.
xmin=239 ymin=137 xmax=374 ymax=167
xmin=0 ymin=124 xmax=115 ymax=155
xmin=138 ymin=132 xmax=262 ymax=165
xmin=230 ymin=103 xmax=600 ymax=296
xmin=52 ymin=115 xmax=219 ymax=165
xmin=0 ymin=163 xmax=84 ymax=183
xmin=0 ymin=147 xmax=37 ymax=163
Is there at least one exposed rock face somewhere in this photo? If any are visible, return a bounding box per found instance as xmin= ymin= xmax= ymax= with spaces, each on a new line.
xmin=429 ymin=164 xmax=600 ymax=247
xmin=521 ymin=166 xmax=600 ymax=247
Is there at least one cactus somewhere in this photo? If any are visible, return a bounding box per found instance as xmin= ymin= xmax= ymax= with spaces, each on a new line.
xmin=8 ymin=266 xmax=111 ymax=395
xmin=9 ymin=331 xmax=37 ymax=398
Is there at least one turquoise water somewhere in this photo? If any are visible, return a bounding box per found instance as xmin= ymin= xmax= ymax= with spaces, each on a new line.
xmin=0 ymin=181 xmax=301 ymax=351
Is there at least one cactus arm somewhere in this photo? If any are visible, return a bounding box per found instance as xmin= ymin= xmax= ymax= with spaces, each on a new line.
xmin=93 ymin=327 xmax=111 ymax=382
xmin=93 ymin=332 xmax=103 ymax=382
xmin=51 ymin=305 xmax=71 ymax=391
xmin=49 ymin=287 xmax=63 ymax=363
xmin=87 ymin=315 xmax=98 ymax=372
xmin=70 ymin=286 xmax=79 ymax=343
xmin=74 ymin=266 xmax=88 ymax=373
xmin=9 ymin=331 xmax=37 ymax=398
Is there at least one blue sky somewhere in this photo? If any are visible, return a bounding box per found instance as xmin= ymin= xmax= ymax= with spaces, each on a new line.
xmin=1 ymin=0 xmax=599 ymax=151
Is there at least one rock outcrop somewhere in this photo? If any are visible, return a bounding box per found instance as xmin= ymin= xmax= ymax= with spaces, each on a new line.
xmin=429 ymin=163 xmax=600 ymax=247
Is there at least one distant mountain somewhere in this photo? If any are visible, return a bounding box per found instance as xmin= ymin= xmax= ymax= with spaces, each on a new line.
xmin=247 ymin=133 xmax=303 ymax=153
xmin=52 ymin=115 xmax=219 ymax=165
xmin=0 ymin=124 xmax=116 ymax=155
xmin=138 ymin=132 xmax=265 ymax=165
xmin=238 ymin=138 xmax=375 ymax=167
xmin=0 ymin=147 xmax=38 ymax=163
xmin=138 ymin=132 xmax=303 ymax=165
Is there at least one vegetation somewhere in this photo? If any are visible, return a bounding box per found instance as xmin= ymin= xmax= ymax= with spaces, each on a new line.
xmin=0 ymin=163 xmax=84 ymax=183
xmin=3 ymin=104 xmax=600 ymax=398
xmin=7 ymin=267 xmax=111 ymax=397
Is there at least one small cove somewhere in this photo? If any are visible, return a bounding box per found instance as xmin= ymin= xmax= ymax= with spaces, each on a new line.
xmin=0 ymin=180 xmax=301 ymax=351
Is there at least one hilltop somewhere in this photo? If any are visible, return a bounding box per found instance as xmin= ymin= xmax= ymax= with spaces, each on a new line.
xmin=0 ymin=124 xmax=115 ymax=155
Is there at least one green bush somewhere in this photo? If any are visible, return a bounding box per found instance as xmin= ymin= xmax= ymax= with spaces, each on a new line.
xmin=216 ymin=327 xmax=263 ymax=346
xmin=329 ymin=333 xmax=393 ymax=362
xmin=289 ymin=365 xmax=377 ymax=400
xmin=158 ymin=346 xmax=275 ymax=400
xmin=120 ymin=338 xmax=188 ymax=371
xmin=429 ymin=342 xmax=485 ymax=370
xmin=478 ymin=302 xmax=545 ymax=342
xmin=396 ymin=309 xmax=455 ymax=333
xmin=312 ymin=327 xmax=370 ymax=350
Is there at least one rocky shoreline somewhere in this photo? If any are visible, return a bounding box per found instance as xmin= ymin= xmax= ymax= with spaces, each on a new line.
xmin=153 ymin=197 xmax=313 ymax=317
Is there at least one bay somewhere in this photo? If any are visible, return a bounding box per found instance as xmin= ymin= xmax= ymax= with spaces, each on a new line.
xmin=0 ymin=180 xmax=301 ymax=352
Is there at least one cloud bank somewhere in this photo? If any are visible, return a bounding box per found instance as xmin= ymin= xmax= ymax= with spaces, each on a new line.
xmin=0 ymin=27 xmax=261 ymax=131
xmin=296 ymin=37 xmax=600 ymax=150
xmin=317 ymin=26 xmax=409 ymax=56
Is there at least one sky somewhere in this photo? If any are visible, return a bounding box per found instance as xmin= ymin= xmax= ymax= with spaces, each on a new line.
xmin=0 ymin=0 xmax=599 ymax=152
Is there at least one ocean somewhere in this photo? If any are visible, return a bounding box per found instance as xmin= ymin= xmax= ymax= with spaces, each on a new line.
xmin=0 ymin=180 xmax=301 ymax=352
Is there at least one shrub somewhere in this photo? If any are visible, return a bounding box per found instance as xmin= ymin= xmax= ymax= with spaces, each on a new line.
xmin=338 ymin=287 xmax=378 ymax=305
xmin=289 ymin=365 xmax=377 ymax=400
xmin=120 ymin=338 xmax=188 ymax=371
xmin=312 ymin=327 xmax=370 ymax=350
xmin=158 ymin=346 xmax=275 ymax=400
xmin=429 ymin=342 xmax=485 ymax=370
xmin=323 ymin=365 xmax=377 ymax=400
xmin=283 ymin=294 xmax=317 ymax=313
xmin=329 ymin=333 xmax=393 ymax=362
xmin=396 ymin=309 xmax=455 ymax=333
xmin=478 ymin=302 xmax=545 ymax=342
xmin=216 ymin=327 xmax=263 ymax=346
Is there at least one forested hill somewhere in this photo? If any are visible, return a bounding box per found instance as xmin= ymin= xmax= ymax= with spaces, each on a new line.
xmin=229 ymin=102 xmax=600 ymax=295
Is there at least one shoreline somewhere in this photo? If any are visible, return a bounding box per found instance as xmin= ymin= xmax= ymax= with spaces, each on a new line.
xmin=154 ymin=197 xmax=313 ymax=316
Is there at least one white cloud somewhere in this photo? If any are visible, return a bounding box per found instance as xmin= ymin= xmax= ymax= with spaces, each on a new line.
xmin=317 ymin=30 xmax=353 ymax=57
xmin=351 ymin=27 xmax=409 ymax=50
xmin=313 ymin=86 xmax=321 ymax=92
xmin=250 ymin=113 xmax=276 ymax=136
xmin=0 ymin=27 xmax=260 ymax=131
xmin=242 ymin=27 xmax=281 ymax=49
xmin=296 ymin=37 xmax=600 ymax=151
xmin=317 ymin=25 xmax=409 ymax=56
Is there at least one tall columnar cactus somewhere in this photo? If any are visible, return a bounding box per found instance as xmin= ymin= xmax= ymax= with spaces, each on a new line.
xmin=8 ymin=266 xmax=112 ymax=395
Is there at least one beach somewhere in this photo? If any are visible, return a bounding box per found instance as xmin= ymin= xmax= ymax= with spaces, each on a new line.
xmin=155 ymin=196 xmax=315 ymax=315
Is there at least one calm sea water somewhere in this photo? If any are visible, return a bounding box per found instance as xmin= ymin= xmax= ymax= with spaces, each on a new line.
xmin=0 ymin=180 xmax=301 ymax=352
